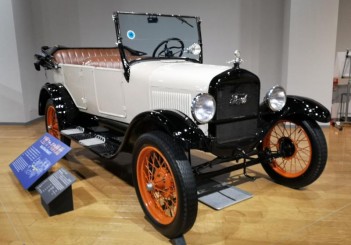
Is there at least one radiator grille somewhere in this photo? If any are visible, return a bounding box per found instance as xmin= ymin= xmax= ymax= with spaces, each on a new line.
xmin=216 ymin=82 xmax=259 ymax=120
xmin=215 ymin=81 xmax=259 ymax=144
xmin=151 ymin=90 xmax=192 ymax=116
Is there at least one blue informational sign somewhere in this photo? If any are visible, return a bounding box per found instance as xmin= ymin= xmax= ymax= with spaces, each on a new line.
xmin=9 ymin=133 xmax=71 ymax=190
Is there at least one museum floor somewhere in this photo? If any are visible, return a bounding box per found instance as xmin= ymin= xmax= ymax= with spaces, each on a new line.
xmin=0 ymin=119 xmax=350 ymax=244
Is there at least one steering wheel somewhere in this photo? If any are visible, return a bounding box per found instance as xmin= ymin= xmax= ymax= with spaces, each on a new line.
xmin=152 ymin=38 xmax=185 ymax=58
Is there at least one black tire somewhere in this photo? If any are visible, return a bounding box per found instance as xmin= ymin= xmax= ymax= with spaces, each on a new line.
xmin=132 ymin=131 xmax=198 ymax=238
xmin=45 ymin=99 xmax=71 ymax=146
xmin=261 ymin=118 xmax=327 ymax=189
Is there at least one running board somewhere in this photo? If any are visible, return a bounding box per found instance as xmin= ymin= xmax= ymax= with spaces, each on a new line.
xmin=61 ymin=127 xmax=123 ymax=159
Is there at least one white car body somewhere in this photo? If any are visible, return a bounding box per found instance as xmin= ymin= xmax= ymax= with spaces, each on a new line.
xmin=53 ymin=60 xmax=229 ymax=135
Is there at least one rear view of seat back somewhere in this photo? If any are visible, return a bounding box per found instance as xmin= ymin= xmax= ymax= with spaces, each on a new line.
xmin=53 ymin=48 xmax=119 ymax=65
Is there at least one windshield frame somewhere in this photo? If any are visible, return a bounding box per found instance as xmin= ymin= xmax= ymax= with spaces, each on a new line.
xmin=113 ymin=11 xmax=203 ymax=81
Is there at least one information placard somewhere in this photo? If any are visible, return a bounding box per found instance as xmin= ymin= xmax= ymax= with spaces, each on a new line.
xmin=35 ymin=167 xmax=76 ymax=204
xmin=9 ymin=133 xmax=71 ymax=190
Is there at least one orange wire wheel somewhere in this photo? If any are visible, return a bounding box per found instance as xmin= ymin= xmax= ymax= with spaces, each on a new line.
xmin=44 ymin=99 xmax=71 ymax=146
xmin=263 ymin=120 xmax=312 ymax=178
xmin=136 ymin=146 xmax=177 ymax=225
xmin=261 ymin=118 xmax=327 ymax=188
xmin=46 ymin=104 xmax=61 ymax=139
xmin=133 ymin=131 xmax=197 ymax=238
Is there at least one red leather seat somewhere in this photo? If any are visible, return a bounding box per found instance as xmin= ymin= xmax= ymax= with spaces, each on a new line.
xmin=53 ymin=48 xmax=140 ymax=69
xmin=52 ymin=48 xmax=141 ymax=69
xmin=53 ymin=48 xmax=119 ymax=65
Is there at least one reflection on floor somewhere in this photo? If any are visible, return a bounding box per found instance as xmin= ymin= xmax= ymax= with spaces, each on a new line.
xmin=0 ymin=119 xmax=350 ymax=244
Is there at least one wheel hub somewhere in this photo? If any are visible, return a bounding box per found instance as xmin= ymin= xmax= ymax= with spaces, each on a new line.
xmin=279 ymin=137 xmax=296 ymax=158
xmin=146 ymin=182 xmax=154 ymax=191
xmin=145 ymin=168 xmax=173 ymax=194
xmin=147 ymin=168 xmax=173 ymax=197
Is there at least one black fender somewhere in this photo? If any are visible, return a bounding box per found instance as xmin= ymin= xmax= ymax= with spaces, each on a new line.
xmin=260 ymin=95 xmax=331 ymax=125
xmin=38 ymin=83 xmax=78 ymax=129
xmin=119 ymin=110 xmax=208 ymax=153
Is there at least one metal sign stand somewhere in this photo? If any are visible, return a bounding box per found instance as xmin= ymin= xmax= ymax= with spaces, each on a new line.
xmin=336 ymin=50 xmax=351 ymax=130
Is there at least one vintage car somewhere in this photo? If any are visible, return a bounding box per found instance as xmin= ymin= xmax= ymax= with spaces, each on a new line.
xmin=34 ymin=12 xmax=330 ymax=239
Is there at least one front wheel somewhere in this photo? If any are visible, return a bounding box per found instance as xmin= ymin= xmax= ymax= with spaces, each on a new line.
xmin=261 ymin=118 xmax=327 ymax=189
xmin=132 ymin=131 xmax=198 ymax=238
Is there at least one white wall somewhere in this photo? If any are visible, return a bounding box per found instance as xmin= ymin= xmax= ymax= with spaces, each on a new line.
xmin=0 ymin=0 xmax=26 ymax=123
xmin=31 ymin=0 xmax=81 ymax=47
xmin=336 ymin=0 xmax=351 ymax=52
xmin=282 ymin=0 xmax=339 ymax=113
xmin=0 ymin=0 xmax=45 ymax=123
xmin=12 ymin=0 xmax=44 ymax=122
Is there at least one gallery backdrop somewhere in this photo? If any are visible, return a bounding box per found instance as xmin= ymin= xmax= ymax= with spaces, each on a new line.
xmin=0 ymin=0 xmax=345 ymax=124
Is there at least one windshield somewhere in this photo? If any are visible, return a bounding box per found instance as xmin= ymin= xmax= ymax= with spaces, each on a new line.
xmin=115 ymin=12 xmax=202 ymax=63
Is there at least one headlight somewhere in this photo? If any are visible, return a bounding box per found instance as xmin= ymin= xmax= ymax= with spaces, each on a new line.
xmin=265 ymin=86 xmax=286 ymax=111
xmin=191 ymin=93 xmax=216 ymax=124
xmin=186 ymin=43 xmax=201 ymax=55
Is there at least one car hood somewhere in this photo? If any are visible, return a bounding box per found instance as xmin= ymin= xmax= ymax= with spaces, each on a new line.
xmin=130 ymin=60 xmax=230 ymax=93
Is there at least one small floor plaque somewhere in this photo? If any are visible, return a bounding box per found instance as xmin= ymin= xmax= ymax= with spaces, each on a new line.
xmin=198 ymin=180 xmax=252 ymax=210
xmin=36 ymin=167 xmax=76 ymax=216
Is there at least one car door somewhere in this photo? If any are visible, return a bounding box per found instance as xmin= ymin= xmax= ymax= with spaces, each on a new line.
xmin=61 ymin=65 xmax=90 ymax=110
xmin=93 ymin=68 xmax=127 ymax=119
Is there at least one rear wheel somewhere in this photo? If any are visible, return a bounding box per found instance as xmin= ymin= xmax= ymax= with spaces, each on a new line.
xmin=132 ymin=131 xmax=197 ymax=238
xmin=45 ymin=99 xmax=71 ymax=146
xmin=261 ymin=118 xmax=327 ymax=189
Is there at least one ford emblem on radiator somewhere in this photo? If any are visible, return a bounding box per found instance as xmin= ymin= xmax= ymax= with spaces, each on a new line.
xmin=230 ymin=93 xmax=248 ymax=105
